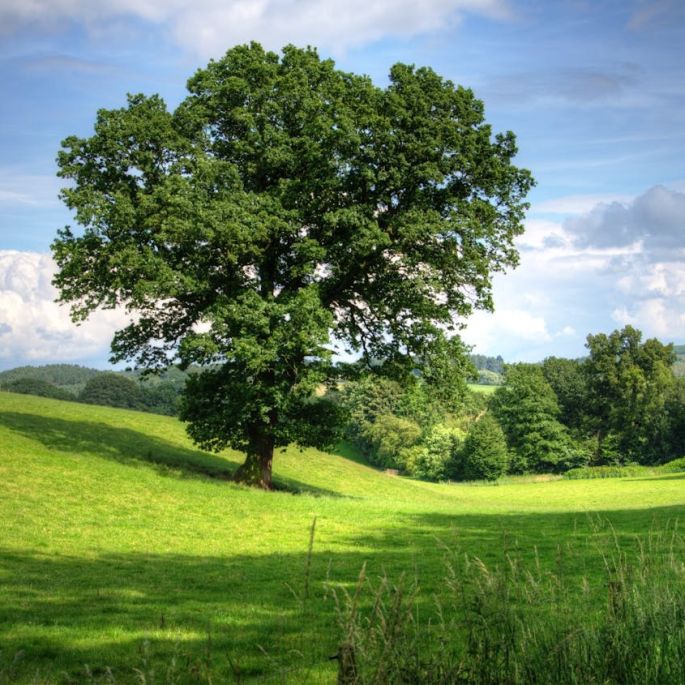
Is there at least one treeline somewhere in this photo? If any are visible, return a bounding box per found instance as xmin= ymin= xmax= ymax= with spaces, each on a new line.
xmin=469 ymin=354 xmax=504 ymax=385
xmin=338 ymin=326 xmax=685 ymax=481
xmin=4 ymin=327 xmax=682 ymax=479
xmin=0 ymin=363 xmax=101 ymax=391
xmin=0 ymin=365 xmax=187 ymax=416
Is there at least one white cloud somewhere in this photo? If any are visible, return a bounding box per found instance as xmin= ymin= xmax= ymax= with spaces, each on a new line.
xmin=464 ymin=181 xmax=685 ymax=360
xmin=616 ymin=261 xmax=685 ymax=298
xmin=517 ymin=218 xmax=569 ymax=249
xmin=0 ymin=250 xmax=127 ymax=367
xmin=462 ymin=306 xmax=552 ymax=359
xmin=0 ymin=0 xmax=511 ymax=56
xmin=612 ymin=299 xmax=685 ymax=339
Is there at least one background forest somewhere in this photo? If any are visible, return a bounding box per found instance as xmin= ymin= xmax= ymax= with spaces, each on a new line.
xmin=3 ymin=324 xmax=684 ymax=482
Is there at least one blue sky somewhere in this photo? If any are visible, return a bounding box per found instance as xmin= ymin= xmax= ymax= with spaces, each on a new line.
xmin=0 ymin=0 xmax=684 ymax=369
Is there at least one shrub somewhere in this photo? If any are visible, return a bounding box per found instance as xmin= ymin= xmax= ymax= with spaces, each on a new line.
xmin=363 ymin=414 xmax=422 ymax=470
xmin=397 ymin=445 xmax=427 ymax=475
xmin=659 ymin=456 xmax=685 ymax=472
xmin=410 ymin=423 xmax=463 ymax=480
xmin=564 ymin=464 xmax=650 ymax=480
xmin=407 ymin=447 xmax=446 ymax=481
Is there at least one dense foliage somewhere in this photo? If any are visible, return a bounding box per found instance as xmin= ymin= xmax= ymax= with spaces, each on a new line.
xmin=0 ymin=364 xmax=100 ymax=391
xmin=491 ymin=364 xmax=584 ymax=473
xmin=79 ymin=374 xmax=145 ymax=410
xmin=452 ymin=412 xmax=508 ymax=481
xmin=584 ymin=326 xmax=676 ymax=463
xmin=51 ymin=42 xmax=533 ymax=488
xmin=0 ymin=377 xmax=76 ymax=401
xmin=0 ymin=364 xmax=184 ymax=416
xmin=340 ymin=326 xmax=684 ymax=481
xmin=339 ymin=370 xmax=480 ymax=478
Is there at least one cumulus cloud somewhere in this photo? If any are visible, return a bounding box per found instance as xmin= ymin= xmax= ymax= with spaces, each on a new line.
xmin=0 ymin=250 xmax=128 ymax=367
xmin=463 ymin=180 xmax=685 ymax=360
xmin=487 ymin=183 xmax=685 ymax=356
xmin=462 ymin=306 xmax=553 ymax=360
xmin=564 ymin=185 xmax=685 ymax=253
xmin=0 ymin=0 xmax=511 ymax=56
xmin=612 ymin=298 xmax=685 ymax=339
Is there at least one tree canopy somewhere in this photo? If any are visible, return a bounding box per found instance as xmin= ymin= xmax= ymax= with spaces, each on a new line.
xmin=52 ymin=42 xmax=534 ymax=488
xmin=491 ymin=364 xmax=579 ymax=473
xmin=584 ymin=326 xmax=676 ymax=463
xmin=79 ymin=373 xmax=144 ymax=410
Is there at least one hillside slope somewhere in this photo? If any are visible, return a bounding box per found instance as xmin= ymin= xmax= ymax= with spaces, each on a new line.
xmin=1 ymin=392 xmax=684 ymax=682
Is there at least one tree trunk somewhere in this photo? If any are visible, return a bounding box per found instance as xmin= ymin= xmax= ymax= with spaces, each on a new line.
xmin=234 ymin=437 xmax=274 ymax=489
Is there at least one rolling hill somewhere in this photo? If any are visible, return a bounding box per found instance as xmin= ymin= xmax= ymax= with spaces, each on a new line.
xmin=1 ymin=391 xmax=684 ymax=682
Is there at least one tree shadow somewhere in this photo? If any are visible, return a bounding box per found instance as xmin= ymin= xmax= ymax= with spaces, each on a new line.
xmin=2 ymin=504 xmax=684 ymax=682
xmin=0 ymin=411 xmax=343 ymax=498
xmin=328 ymin=441 xmax=371 ymax=466
xmin=628 ymin=472 xmax=685 ymax=482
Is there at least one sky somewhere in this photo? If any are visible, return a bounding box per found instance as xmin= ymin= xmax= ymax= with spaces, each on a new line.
xmin=0 ymin=0 xmax=684 ymax=370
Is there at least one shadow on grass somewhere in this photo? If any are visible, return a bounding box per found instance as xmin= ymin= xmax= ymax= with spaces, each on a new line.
xmin=0 ymin=411 xmax=343 ymax=498
xmin=1 ymin=504 xmax=684 ymax=682
xmin=630 ymin=472 xmax=685 ymax=482
xmin=328 ymin=441 xmax=371 ymax=467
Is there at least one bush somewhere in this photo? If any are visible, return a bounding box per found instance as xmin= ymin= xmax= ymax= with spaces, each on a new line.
xmin=564 ymin=457 xmax=685 ymax=480
xmin=408 ymin=423 xmax=463 ymax=480
xmin=564 ymin=464 xmax=650 ymax=480
xmin=405 ymin=447 xmax=447 ymax=481
xmin=452 ymin=413 xmax=508 ymax=481
xmin=363 ymin=414 xmax=422 ymax=469
xmin=660 ymin=456 xmax=685 ymax=472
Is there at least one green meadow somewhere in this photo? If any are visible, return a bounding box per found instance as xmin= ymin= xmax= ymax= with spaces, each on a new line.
xmin=1 ymin=391 xmax=684 ymax=682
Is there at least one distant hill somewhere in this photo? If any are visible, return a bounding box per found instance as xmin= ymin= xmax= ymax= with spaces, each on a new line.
xmin=469 ymin=354 xmax=505 ymax=385
xmin=0 ymin=364 xmax=102 ymax=392
xmin=0 ymin=363 xmax=194 ymax=415
xmin=122 ymin=365 xmax=192 ymax=390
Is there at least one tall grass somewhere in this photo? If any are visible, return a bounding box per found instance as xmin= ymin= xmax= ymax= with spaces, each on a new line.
xmin=565 ymin=456 xmax=685 ymax=480
xmin=331 ymin=523 xmax=685 ymax=684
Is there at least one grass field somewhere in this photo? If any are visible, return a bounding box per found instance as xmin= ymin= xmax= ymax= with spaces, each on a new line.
xmin=467 ymin=383 xmax=499 ymax=394
xmin=1 ymin=392 xmax=684 ymax=682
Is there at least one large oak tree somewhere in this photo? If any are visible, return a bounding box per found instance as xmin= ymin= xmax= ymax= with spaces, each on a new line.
xmin=52 ymin=43 xmax=534 ymax=488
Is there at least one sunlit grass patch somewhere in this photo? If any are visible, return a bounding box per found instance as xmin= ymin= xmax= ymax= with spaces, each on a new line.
xmin=0 ymin=392 xmax=684 ymax=682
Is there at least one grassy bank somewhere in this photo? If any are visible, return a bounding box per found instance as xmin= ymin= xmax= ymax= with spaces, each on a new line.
xmin=1 ymin=392 xmax=684 ymax=682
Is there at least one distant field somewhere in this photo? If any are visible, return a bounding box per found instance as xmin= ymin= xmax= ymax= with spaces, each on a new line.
xmin=0 ymin=392 xmax=684 ymax=682
xmin=467 ymin=382 xmax=499 ymax=394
